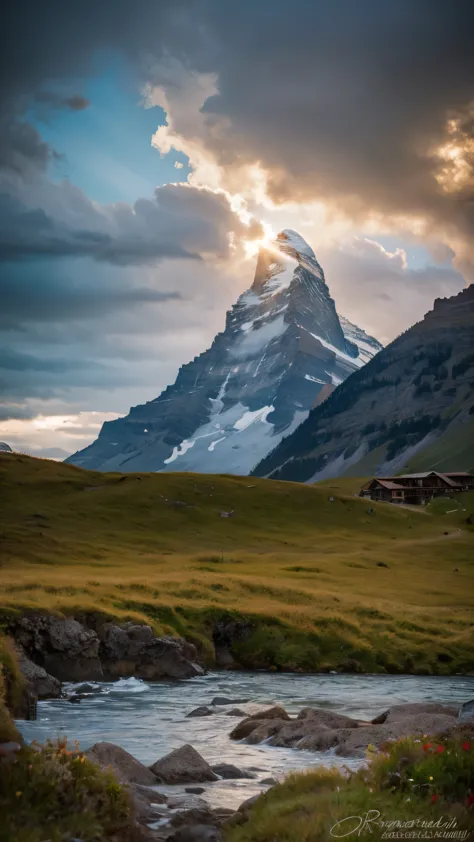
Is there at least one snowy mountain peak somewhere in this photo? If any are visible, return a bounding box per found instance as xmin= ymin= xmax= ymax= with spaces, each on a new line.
xmin=67 ymin=230 xmax=382 ymax=476
xmin=277 ymin=229 xmax=316 ymax=259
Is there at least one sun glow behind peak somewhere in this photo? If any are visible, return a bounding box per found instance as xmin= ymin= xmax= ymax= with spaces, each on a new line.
xmin=244 ymin=220 xmax=277 ymax=258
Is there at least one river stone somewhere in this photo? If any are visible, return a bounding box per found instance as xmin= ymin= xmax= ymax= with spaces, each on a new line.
xmin=211 ymin=763 xmax=255 ymax=779
xmin=17 ymin=649 xmax=62 ymax=699
xmin=99 ymin=623 xmax=204 ymax=681
xmin=296 ymin=707 xmax=360 ymax=729
xmin=458 ymin=700 xmax=474 ymax=722
xmin=210 ymin=697 xmax=249 ymax=706
xmin=335 ymin=713 xmax=459 ymax=757
xmin=86 ymin=741 xmax=157 ymax=785
xmin=187 ymin=706 xmax=215 ymax=718
xmin=13 ymin=615 xmax=103 ymax=681
xmin=373 ymin=703 xmax=459 ymax=724
xmin=150 ymin=744 xmax=218 ymax=784
xmin=225 ymin=708 xmax=247 ymax=717
xmin=248 ymin=705 xmax=290 ymax=721
xmin=229 ymin=718 xmax=264 ymax=740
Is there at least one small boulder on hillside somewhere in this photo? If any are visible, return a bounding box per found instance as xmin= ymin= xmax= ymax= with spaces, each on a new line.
xmin=150 ymin=744 xmax=218 ymax=784
xmin=86 ymin=741 xmax=157 ymax=786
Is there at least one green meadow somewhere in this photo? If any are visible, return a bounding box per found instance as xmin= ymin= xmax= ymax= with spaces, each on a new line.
xmin=1 ymin=452 xmax=473 ymax=674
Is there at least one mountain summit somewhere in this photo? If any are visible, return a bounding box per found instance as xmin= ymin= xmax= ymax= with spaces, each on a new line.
xmin=67 ymin=230 xmax=382 ymax=474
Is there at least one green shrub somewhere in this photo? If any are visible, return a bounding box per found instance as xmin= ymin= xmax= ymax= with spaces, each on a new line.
xmin=0 ymin=739 xmax=137 ymax=842
xmin=226 ymin=732 xmax=474 ymax=841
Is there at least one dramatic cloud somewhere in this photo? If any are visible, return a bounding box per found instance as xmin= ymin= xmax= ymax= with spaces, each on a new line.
xmin=1 ymin=0 xmax=471 ymax=455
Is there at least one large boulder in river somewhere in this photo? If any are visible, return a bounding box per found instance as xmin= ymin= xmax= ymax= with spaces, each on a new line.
xmin=150 ymin=744 xmax=218 ymax=784
xmin=296 ymin=708 xmax=360 ymax=728
xmin=99 ymin=623 xmax=204 ymax=680
xmin=371 ymin=702 xmax=459 ymax=725
xmin=13 ymin=615 xmax=103 ymax=681
xmin=86 ymin=741 xmax=158 ymax=785
xmin=230 ymin=705 xmax=291 ymax=740
xmin=17 ymin=649 xmax=62 ymax=699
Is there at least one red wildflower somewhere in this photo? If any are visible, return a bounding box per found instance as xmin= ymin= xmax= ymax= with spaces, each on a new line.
xmin=423 ymin=743 xmax=432 ymax=752
xmin=436 ymin=745 xmax=445 ymax=753
xmin=431 ymin=794 xmax=438 ymax=804
xmin=462 ymin=742 xmax=471 ymax=752
xmin=467 ymin=794 xmax=474 ymax=809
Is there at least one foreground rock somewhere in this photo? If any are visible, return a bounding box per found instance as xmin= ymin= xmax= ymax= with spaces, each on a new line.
xmin=150 ymin=744 xmax=218 ymax=784
xmin=86 ymin=741 xmax=158 ymax=785
xmin=230 ymin=702 xmax=464 ymax=758
xmin=230 ymin=705 xmax=292 ymax=740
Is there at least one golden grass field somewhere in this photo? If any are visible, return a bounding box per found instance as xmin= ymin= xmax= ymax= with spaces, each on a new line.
xmin=1 ymin=452 xmax=473 ymax=673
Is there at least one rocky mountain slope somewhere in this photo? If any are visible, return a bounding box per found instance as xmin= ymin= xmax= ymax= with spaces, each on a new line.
xmin=254 ymin=284 xmax=474 ymax=482
xmin=67 ymin=230 xmax=381 ymax=474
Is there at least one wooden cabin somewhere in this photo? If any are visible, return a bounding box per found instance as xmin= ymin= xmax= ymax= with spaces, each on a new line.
xmin=360 ymin=471 xmax=474 ymax=505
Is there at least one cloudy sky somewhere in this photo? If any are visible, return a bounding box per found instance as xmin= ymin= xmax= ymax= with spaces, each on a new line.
xmin=1 ymin=0 xmax=472 ymax=458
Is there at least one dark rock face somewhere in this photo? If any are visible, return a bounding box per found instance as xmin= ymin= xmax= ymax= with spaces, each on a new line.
xmin=16 ymin=649 xmax=62 ymax=699
xmin=10 ymin=615 xmax=205 ymax=695
xmin=14 ymin=615 xmax=103 ymax=682
xmin=212 ymin=619 xmax=252 ymax=670
xmin=149 ymin=744 xmax=218 ymax=784
xmin=99 ymin=623 xmax=204 ymax=680
xmin=255 ymin=284 xmax=474 ymax=482
xmin=67 ymin=229 xmax=381 ymax=476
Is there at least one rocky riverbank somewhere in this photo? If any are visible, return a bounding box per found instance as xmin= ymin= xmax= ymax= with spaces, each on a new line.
xmin=228 ymin=700 xmax=474 ymax=757
xmin=7 ymin=614 xmax=205 ymax=704
xmin=43 ymin=699 xmax=473 ymax=840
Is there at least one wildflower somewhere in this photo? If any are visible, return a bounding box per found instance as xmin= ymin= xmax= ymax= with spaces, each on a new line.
xmin=436 ymin=745 xmax=445 ymax=754
xmin=429 ymin=776 xmax=433 ymax=781
xmin=414 ymin=739 xmax=421 ymax=743
xmin=431 ymin=794 xmax=438 ymax=804
xmin=367 ymin=743 xmax=376 ymax=753
xmin=467 ymin=794 xmax=474 ymax=808
xmin=408 ymin=778 xmax=414 ymax=782
xmin=369 ymin=787 xmax=373 ymax=793
xmin=15 ymin=791 xmax=22 ymax=798
xmin=423 ymin=743 xmax=431 ymax=752
xmin=462 ymin=742 xmax=471 ymax=751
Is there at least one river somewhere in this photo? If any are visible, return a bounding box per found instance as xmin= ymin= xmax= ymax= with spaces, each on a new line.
xmin=16 ymin=671 xmax=474 ymax=810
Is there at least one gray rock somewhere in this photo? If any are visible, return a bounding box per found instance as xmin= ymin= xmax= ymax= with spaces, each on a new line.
xmin=187 ymin=706 xmax=215 ymax=718
xmin=261 ymin=778 xmax=277 ymax=786
xmin=185 ymin=787 xmax=206 ymax=795
xmin=210 ymin=697 xmax=249 ymax=706
xmin=296 ymin=707 xmax=360 ymax=729
xmin=17 ymin=649 xmax=62 ymax=699
xmin=13 ymin=615 xmax=103 ymax=682
xmin=86 ymin=741 xmax=157 ymax=785
xmin=100 ymin=623 xmax=204 ymax=681
xmin=211 ymin=763 xmax=255 ymax=779
xmin=458 ymin=700 xmax=474 ymax=722
xmin=225 ymin=708 xmax=247 ymax=717
xmin=150 ymin=745 xmax=218 ymax=784
xmin=230 ymin=706 xmax=290 ymax=740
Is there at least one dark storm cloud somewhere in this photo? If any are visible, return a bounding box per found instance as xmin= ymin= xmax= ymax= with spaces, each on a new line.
xmin=34 ymin=92 xmax=90 ymax=111
xmin=0 ymin=180 xmax=251 ymax=265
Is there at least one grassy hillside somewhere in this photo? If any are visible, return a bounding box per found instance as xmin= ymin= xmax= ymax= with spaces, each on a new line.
xmin=1 ymin=452 xmax=473 ymax=674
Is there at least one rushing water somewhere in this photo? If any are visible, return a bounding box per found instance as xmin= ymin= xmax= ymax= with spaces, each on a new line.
xmin=17 ymin=672 xmax=474 ymax=810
